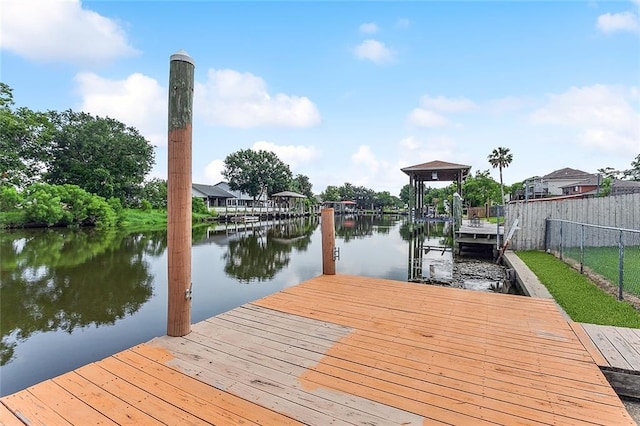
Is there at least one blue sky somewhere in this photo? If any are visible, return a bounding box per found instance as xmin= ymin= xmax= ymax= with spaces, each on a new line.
xmin=2 ymin=1 xmax=639 ymax=196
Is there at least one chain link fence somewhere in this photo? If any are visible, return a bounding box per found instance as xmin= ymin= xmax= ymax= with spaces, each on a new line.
xmin=545 ymin=219 xmax=640 ymax=299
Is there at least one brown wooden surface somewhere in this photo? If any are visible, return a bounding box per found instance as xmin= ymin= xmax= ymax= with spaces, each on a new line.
xmin=167 ymin=51 xmax=195 ymax=337
xmin=580 ymin=323 xmax=640 ymax=371
xmin=1 ymin=274 xmax=635 ymax=425
xmin=569 ymin=321 xmax=610 ymax=367
xmin=321 ymin=208 xmax=336 ymax=275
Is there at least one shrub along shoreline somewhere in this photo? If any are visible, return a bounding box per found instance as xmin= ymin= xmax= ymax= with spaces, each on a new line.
xmin=0 ymin=183 xmax=216 ymax=230
xmin=516 ymin=250 xmax=640 ymax=328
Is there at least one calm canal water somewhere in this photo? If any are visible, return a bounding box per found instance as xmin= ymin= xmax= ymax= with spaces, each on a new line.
xmin=0 ymin=215 xmax=503 ymax=396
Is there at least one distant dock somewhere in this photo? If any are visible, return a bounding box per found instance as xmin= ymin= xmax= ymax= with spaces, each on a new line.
xmin=1 ymin=274 xmax=634 ymax=425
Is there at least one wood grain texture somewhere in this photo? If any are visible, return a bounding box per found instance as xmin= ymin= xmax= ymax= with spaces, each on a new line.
xmin=1 ymin=274 xmax=635 ymax=425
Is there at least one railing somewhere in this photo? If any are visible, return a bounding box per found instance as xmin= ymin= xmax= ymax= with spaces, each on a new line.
xmin=545 ymin=219 xmax=640 ymax=299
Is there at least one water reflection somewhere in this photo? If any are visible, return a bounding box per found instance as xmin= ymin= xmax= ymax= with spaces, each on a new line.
xmin=191 ymin=218 xmax=319 ymax=284
xmin=0 ymin=214 xmax=508 ymax=397
xmin=405 ymin=221 xmax=454 ymax=284
xmin=0 ymin=229 xmax=159 ymax=366
xmin=335 ymin=214 xmax=401 ymax=241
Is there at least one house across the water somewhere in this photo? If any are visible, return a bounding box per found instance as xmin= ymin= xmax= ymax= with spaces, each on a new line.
xmin=192 ymin=182 xmax=267 ymax=209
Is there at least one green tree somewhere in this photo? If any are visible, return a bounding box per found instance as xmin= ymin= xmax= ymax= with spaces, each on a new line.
xmin=338 ymin=182 xmax=356 ymax=201
xmin=624 ymin=154 xmax=640 ymax=181
xmin=354 ymin=186 xmax=375 ymax=210
xmin=141 ymin=178 xmax=168 ymax=209
xmin=222 ymin=149 xmax=293 ymax=202
xmin=462 ymin=170 xmax=501 ymax=207
xmin=192 ymin=197 xmax=209 ymax=214
xmin=319 ymin=185 xmax=340 ymax=202
xmin=291 ymin=174 xmax=314 ymax=200
xmin=0 ymin=185 xmax=22 ymax=211
xmin=373 ymin=191 xmax=394 ymax=209
xmin=46 ymin=110 xmax=155 ymax=206
xmin=0 ymin=83 xmax=54 ymax=187
xmin=399 ymin=184 xmax=414 ymax=207
xmin=488 ymin=146 xmax=513 ymax=205
xmin=597 ymin=166 xmax=619 ymax=179
xmin=597 ymin=177 xmax=613 ymax=197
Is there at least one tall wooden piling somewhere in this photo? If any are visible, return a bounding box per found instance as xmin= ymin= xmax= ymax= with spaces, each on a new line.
xmin=167 ymin=50 xmax=195 ymax=337
xmin=321 ymin=208 xmax=336 ymax=275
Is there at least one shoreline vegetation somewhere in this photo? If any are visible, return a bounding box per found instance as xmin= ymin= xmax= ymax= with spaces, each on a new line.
xmin=0 ymin=183 xmax=217 ymax=231
xmin=0 ymin=207 xmax=217 ymax=232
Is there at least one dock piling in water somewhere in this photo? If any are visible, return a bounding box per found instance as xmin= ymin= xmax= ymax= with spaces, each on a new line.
xmin=321 ymin=208 xmax=336 ymax=275
xmin=167 ymin=50 xmax=195 ymax=337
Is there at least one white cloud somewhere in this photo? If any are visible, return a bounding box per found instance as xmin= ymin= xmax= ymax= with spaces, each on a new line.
xmin=351 ymin=145 xmax=380 ymax=173
xmin=407 ymin=109 xmax=451 ymax=127
xmin=596 ymin=11 xmax=640 ymax=34
xmin=0 ymin=0 xmax=137 ymax=64
xmin=75 ymin=72 xmax=167 ymax=147
xmin=195 ymin=69 xmax=321 ymax=128
xmin=407 ymin=94 xmax=476 ymax=127
xmin=359 ymin=22 xmax=379 ymax=34
xmin=399 ymin=136 xmax=421 ymax=151
xmin=530 ymin=84 xmax=640 ymax=155
xmin=398 ymin=136 xmax=457 ymax=166
xmin=354 ymin=39 xmax=395 ymax=65
xmin=252 ymin=141 xmax=321 ymax=169
xmin=204 ymin=159 xmax=225 ymax=183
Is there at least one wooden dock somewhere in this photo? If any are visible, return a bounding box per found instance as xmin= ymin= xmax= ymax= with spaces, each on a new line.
xmin=1 ymin=274 xmax=635 ymax=425
xmin=456 ymin=219 xmax=504 ymax=255
xmin=571 ymin=322 xmax=640 ymax=399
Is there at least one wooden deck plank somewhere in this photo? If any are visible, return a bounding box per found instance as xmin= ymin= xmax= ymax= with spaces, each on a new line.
xmin=569 ymin=322 xmax=610 ymax=367
xmin=256 ymin=290 xmax=578 ymax=354
xmin=50 ymin=371 xmax=162 ymax=425
xmin=598 ymin=325 xmax=640 ymax=369
xmin=1 ymin=391 xmax=72 ymax=426
xmin=119 ymin=346 xmax=303 ymax=426
xmin=187 ymin=323 xmax=480 ymax=424
xmin=219 ymin=302 xmax=606 ymax=392
xmin=199 ymin=316 xmax=621 ymax=425
xmin=207 ymin=314 xmax=619 ymax=408
xmin=1 ymin=274 xmax=635 ymax=425
xmin=0 ymin=403 xmax=26 ymax=426
xmin=581 ymin=324 xmax=634 ymax=370
xmin=273 ymin=279 xmax=573 ymax=339
xmin=153 ymin=329 xmax=425 ymax=425
xmin=144 ymin=339 xmax=356 ymax=426
xmin=254 ymin=294 xmax=608 ymax=385
xmin=25 ymin=380 xmax=117 ymax=425
xmin=96 ymin=354 xmax=257 ymax=425
xmin=232 ymin=303 xmax=590 ymax=361
xmin=75 ymin=363 xmax=208 ymax=425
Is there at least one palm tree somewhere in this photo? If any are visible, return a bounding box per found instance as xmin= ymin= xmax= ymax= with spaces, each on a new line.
xmin=488 ymin=147 xmax=513 ymax=205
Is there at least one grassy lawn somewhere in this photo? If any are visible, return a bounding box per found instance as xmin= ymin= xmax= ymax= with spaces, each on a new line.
xmin=516 ymin=250 xmax=640 ymax=327
xmin=118 ymin=208 xmax=168 ymax=231
xmin=563 ymin=246 xmax=640 ymax=296
xmin=119 ymin=209 xmax=217 ymax=232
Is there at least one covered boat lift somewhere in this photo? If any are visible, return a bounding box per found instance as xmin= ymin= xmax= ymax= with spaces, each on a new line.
xmin=401 ymin=160 xmax=471 ymax=220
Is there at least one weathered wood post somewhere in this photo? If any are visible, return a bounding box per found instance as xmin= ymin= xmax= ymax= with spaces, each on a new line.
xmin=167 ymin=50 xmax=195 ymax=337
xmin=321 ymin=208 xmax=336 ymax=275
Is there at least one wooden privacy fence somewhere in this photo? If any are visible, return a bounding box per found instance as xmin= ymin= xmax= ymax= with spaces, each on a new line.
xmin=504 ymin=193 xmax=640 ymax=251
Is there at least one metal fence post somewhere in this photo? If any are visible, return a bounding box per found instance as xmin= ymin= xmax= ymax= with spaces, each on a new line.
xmin=559 ymin=221 xmax=563 ymax=260
xmin=580 ymin=224 xmax=584 ymax=274
xmin=618 ymin=230 xmax=624 ymax=301
xmin=544 ymin=218 xmax=550 ymax=252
